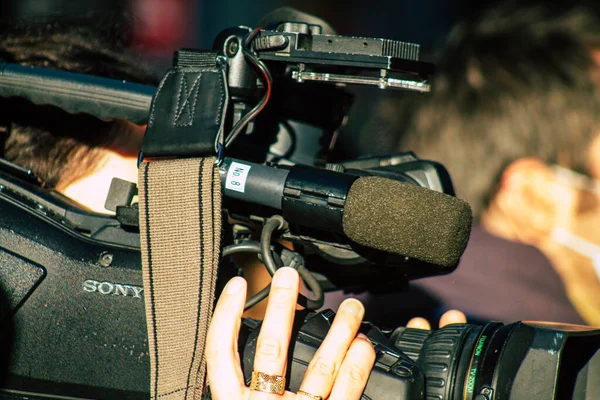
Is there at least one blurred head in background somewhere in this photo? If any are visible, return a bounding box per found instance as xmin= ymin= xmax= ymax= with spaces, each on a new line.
xmin=0 ymin=15 xmax=158 ymax=212
xmin=400 ymin=2 xmax=600 ymax=325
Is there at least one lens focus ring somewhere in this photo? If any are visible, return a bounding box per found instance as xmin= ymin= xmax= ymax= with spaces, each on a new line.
xmin=420 ymin=324 xmax=474 ymax=400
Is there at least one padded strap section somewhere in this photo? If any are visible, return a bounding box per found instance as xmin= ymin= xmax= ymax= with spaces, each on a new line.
xmin=142 ymin=65 xmax=227 ymax=158
xmin=138 ymin=157 xmax=221 ymax=400
xmin=0 ymin=61 xmax=155 ymax=124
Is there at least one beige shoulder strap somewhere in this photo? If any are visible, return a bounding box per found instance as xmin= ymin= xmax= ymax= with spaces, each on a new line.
xmin=138 ymin=157 xmax=221 ymax=400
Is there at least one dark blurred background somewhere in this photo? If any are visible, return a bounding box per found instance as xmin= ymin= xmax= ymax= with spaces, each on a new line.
xmin=0 ymin=0 xmax=496 ymax=157
xmin=0 ymin=0 xmax=493 ymax=50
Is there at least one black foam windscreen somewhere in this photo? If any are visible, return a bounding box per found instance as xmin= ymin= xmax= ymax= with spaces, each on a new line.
xmin=342 ymin=177 xmax=473 ymax=268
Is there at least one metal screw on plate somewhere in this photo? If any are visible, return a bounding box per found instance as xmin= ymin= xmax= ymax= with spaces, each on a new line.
xmin=99 ymin=252 xmax=113 ymax=267
xmin=474 ymin=387 xmax=493 ymax=400
xmin=227 ymin=39 xmax=239 ymax=57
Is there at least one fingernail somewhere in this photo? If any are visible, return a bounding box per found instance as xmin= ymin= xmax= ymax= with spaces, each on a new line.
xmin=357 ymin=333 xmax=369 ymax=341
xmin=341 ymin=298 xmax=364 ymax=317
xmin=272 ymin=267 xmax=298 ymax=288
xmin=225 ymin=277 xmax=244 ymax=294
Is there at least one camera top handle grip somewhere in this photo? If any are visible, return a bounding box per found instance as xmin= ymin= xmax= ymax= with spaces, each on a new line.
xmin=0 ymin=61 xmax=156 ymax=125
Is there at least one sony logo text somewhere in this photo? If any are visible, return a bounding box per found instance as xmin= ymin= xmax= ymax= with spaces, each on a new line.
xmin=83 ymin=279 xmax=144 ymax=298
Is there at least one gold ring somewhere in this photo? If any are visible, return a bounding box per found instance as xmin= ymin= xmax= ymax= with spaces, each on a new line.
xmin=297 ymin=390 xmax=323 ymax=400
xmin=249 ymin=371 xmax=286 ymax=395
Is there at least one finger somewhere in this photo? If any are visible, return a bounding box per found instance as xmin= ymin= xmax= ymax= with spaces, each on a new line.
xmin=296 ymin=298 xmax=364 ymax=399
xmin=439 ymin=310 xmax=467 ymax=327
xmin=205 ymin=277 xmax=247 ymax=399
xmin=251 ymin=267 xmax=299 ymax=397
xmin=406 ymin=317 xmax=431 ymax=330
xmin=327 ymin=334 xmax=376 ymax=400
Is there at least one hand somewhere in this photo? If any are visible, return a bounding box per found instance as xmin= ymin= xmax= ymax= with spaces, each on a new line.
xmin=406 ymin=309 xmax=467 ymax=330
xmin=205 ymin=267 xmax=375 ymax=400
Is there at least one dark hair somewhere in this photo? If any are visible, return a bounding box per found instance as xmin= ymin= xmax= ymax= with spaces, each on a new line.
xmin=0 ymin=15 xmax=158 ymax=189
xmin=399 ymin=4 xmax=600 ymax=220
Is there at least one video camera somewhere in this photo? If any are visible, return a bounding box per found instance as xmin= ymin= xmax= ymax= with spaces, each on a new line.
xmin=0 ymin=9 xmax=598 ymax=400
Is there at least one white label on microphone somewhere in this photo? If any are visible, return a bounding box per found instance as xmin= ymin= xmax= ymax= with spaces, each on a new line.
xmin=226 ymin=161 xmax=251 ymax=193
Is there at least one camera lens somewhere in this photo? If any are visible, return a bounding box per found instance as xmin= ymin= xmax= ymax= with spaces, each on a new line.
xmin=392 ymin=322 xmax=518 ymax=400
xmin=392 ymin=321 xmax=600 ymax=399
xmin=393 ymin=323 xmax=474 ymax=399
xmin=243 ymin=311 xmax=599 ymax=399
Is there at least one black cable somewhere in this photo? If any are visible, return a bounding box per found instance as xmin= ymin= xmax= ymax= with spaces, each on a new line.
xmin=260 ymin=216 xmax=324 ymax=310
xmin=297 ymin=265 xmax=324 ymax=310
xmin=224 ymin=52 xmax=272 ymax=147
xmin=244 ymin=27 xmax=262 ymax=47
xmin=225 ymin=216 xmax=324 ymax=311
xmin=222 ymin=241 xmax=261 ymax=257
xmin=244 ymin=283 xmax=271 ymax=310
xmin=260 ymin=216 xmax=285 ymax=277
xmin=222 ymin=241 xmax=281 ymax=310
xmin=224 ymin=29 xmax=273 ymax=148
xmin=242 ymin=247 xmax=284 ymax=311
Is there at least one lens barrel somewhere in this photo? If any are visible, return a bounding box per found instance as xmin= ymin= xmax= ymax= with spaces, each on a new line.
xmin=392 ymin=323 xmax=519 ymax=400
xmin=392 ymin=321 xmax=600 ymax=400
xmin=392 ymin=323 xmax=476 ymax=399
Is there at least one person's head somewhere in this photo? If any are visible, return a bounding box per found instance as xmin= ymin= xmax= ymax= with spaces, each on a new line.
xmin=400 ymin=3 xmax=600 ymax=242
xmin=398 ymin=2 xmax=600 ymax=324
xmin=0 ymin=15 xmax=157 ymax=211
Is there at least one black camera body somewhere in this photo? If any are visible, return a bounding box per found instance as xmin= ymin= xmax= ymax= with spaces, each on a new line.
xmin=0 ymin=172 xmax=148 ymax=398
xmin=0 ymin=11 xmax=598 ymax=400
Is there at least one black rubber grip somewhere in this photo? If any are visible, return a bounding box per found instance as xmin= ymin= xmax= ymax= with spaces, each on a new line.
xmin=0 ymin=62 xmax=156 ymax=124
